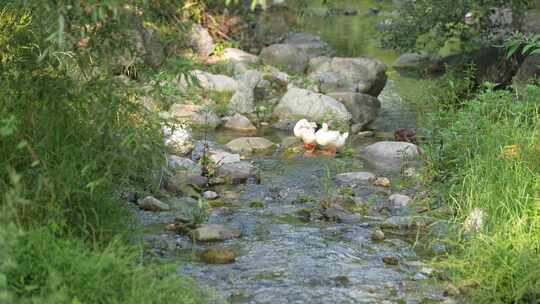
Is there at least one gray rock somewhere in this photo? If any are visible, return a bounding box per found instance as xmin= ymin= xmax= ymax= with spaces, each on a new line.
xmin=382 ymin=216 xmax=434 ymax=231
xmin=513 ymin=53 xmax=540 ymax=88
xmin=327 ymin=92 xmax=381 ymax=129
xmin=388 ymin=194 xmax=412 ymax=208
xmin=165 ymin=173 xmax=208 ymax=192
xmin=191 ymin=224 xmax=242 ymax=241
xmin=229 ymin=70 xmax=263 ymax=114
xmin=163 ymin=125 xmax=194 ymax=155
xmin=371 ymin=228 xmax=386 ymax=241
xmin=200 ymin=246 xmax=236 ymax=264
xmin=361 ymin=141 xmax=420 ymax=171
xmin=382 ymin=255 xmax=399 ymax=265
xmin=393 ymin=52 xmax=442 ymax=76
xmin=138 ymin=27 xmax=165 ymax=68
xmin=308 ymin=56 xmax=388 ymax=97
xmin=179 ymin=70 xmax=239 ymax=92
xmin=335 ymin=171 xmax=376 ymax=185
xmin=223 ymin=113 xmax=257 ymax=132
xmin=203 ymin=191 xmax=219 ymax=200
xmin=522 ymin=9 xmax=540 ymax=35
xmin=260 ymin=44 xmax=310 ymax=74
xmin=168 ymin=155 xmax=202 ymax=175
xmin=321 ymin=203 xmax=361 ymax=223
xmin=225 ymin=137 xmax=275 ymax=154
xmin=209 ymin=149 xmax=241 ymax=165
xmin=222 ymin=48 xmax=259 ymax=74
xmin=191 ymin=140 xmax=231 ymax=162
xmin=215 ymin=161 xmax=257 ymax=184
xmin=169 ymin=104 xmax=221 ymax=128
xmin=273 ymin=87 xmax=351 ymax=126
xmin=187 ymin=24 xmax=214 ymax=57
xmin=138 ymin=196 xmax=171 ymax=212
xmin=282 ymin=32 xmax=333 ymax=59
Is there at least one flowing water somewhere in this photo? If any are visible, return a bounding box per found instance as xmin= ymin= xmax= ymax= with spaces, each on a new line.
xmin=139 ymin=1 xmax=448 ymax=303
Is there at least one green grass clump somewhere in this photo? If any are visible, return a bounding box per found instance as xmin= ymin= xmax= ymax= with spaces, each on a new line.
xmin=422 ymin=83 xmax=540 ymax=303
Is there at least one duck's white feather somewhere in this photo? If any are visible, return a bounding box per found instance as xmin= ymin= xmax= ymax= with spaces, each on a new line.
xmin=315 ymin=123 xmax=348 ymax=149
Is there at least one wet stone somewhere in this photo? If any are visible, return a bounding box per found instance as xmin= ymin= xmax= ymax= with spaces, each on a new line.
xmin=200 ymin=246 xmax=236 ymax=264
xmin=191 ymin=224 xmax=242 ymax=242
xmin=382 ymin=255 xmax=399 ymax=266
xmin=137 ymin=196 xmax=171 ymax=212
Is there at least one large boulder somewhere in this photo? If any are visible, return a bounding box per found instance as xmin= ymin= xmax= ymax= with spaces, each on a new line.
xmin=168 ymin=155 xmax=202 ymax=175
xmin=392 ymin=52 xmax=443 ymax=77
xmin=221 ymin=48 xmax=259 ymax=75
xmin=215 ymin=161 xmax=257 ymax=184
xmin=223 ymin=113 xmax=257 ymax=132
xmin=162 ymin=125 xmax=194 ymax=155
xmin=273 ymin=87 xmax=351 ymax=126
xmin=229 ymin=70 xmax=263 ymax=114
xmin=282 ymin=32 xmax=333 ymax=59
xmin=137 ymin=27 xmax=165 ymax=68
xmin=169 ymin=104 xmax=221 ymax=128
xmin=327 ymin=92 xmax=381 ymax=130
xmin=187 ymin=24 xmax=214 ymax=57
xmin=513 ymin=54 xmax=540 ymax=88
xmin=225 ymin=137 xmax=275 ymax=154
xmin=307 ymin=56 xmax=388 ymax=97
xmin=360 ymin=141 xmax=420 ymax=171
xmin=260 ymin=44 xmax=310 ymax=74
xmin=179 ymin=70 xmax=238 ymax=93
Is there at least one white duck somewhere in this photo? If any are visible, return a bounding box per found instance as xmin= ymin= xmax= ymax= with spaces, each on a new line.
xmin=293 ymin=119 xmax=318 ymax=154
xmin=315 ymin=123 xmax=349 ymax=155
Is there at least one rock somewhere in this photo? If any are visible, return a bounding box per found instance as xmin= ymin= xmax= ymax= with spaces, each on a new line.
xmin=254 ymin=8 xmax=294 ymax=46
xmin=225 ymin=137 xmax=275 ymax=154
xmin=168 ymin=155 xmax=202 ymax=175
xmin=165 ymin=173 xmax=208 ymax=193
xmin=321 ymin=203 xmax=361 ymax=223
xmin=361 ymin=141 xmax=420 ymax=171
xmin=273 ymin=87 xmax=351 ymax=126
xmin=222 ymin=48 xmax=259 ymax=74
xmin=335 ymin=172 xmax=376 ymax=185
xmin=444 ymin=284 xmax=461 ymax=297
xmin=200 ymin=246 xmax=236 ymax=264
xmin=229 ymin=70 xmax=263 ymax=114
xmin=357 ymin=131 xmax=375 ymax=138
xmin=260 ymin=44 xmax=310 ymax=74
xmin=373 ymin=177 xmax=390 ymax=187
xmin=382 ymin=255 xmax=399 ymax=265
xmin=203 ymin=191 xmax=219 ymax=200
xmin=223 ymin=113 xmax=257 ymax=132
xmin=371 ymin=228 xmax=386 ymax=241
xmin=163 ymin=125 xmax=194 ymax=155
xmin=308 ymin=56 xmax=388 ymax=97
xmin=413 ymin=273 xmax=428 ymax=281
xmin=138 ymin=27 xmax=165 ymax=68
xmin=179 ymin=70 xmax=239 ymax=92
xmin=513 ymin=54 xmax=540 ymax=88
xmin=215 ymin=161 xmax=257 ymax=184
xmin=280 ymin=136 xmax=301 ymax=150
xmin=382 ymin=216 xmax=434 ymax=231
xmin=327 ymin=92 xmax=381 ymax=129
xmin=393 ymin=52 xmax=443 ymax=77
xmin=522 ymin=9 xmax=540 ymax=35
xmin=209 ymin=150 xmax=241 ymax=165
xmin=187 ymin=24 xmax=214 ymax=57
xmin=191 ymin=224 xmax=242 ymax=241
xmin=138 ymin=196 xmax=171 ymax=212
xmin=388 ymin=194 xmax=412 ymax=208
xmin=271 ymin=119 xmax=297 ymax=131
xmin=282 ymin=32 xmax=333 ymax=59
xmin=169 ymin=104 xmax=221 ymax=129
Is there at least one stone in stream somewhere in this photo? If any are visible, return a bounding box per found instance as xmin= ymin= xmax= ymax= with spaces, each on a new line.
xmin=327 ymin=92 xmax=381 ymax=130
xmin=371 ymin=228 xmax=386 ymax=241
xmin=165 ymin=172 xmax=208 ymax=194
xmin=335 ymin=171 xmax=376 ymax=185
xmin=137 ymin=196 xmax=171 ymax=212
xmin=320 ymin=203 xmax=361 ymax=223
xmin=203 ymin=191 xmax=219 ymax=200
xmin=169 ymin=104 xmax=221 ymax=129
xmin=162 ymin=125 xmax=194 ymax=156
xmin=393 ymin=52 xmax=443 ymax=77
xmin=382 ymin=215 xmax=435 ymax=232
xmin=361 ymin=141 xmax=421 ymax=172
xmin=307 ymin=56 xmax=388 ymax=97
xmin=214 ymin=161 xmax=257 ymax=184
xmin=200 ymin=246 xmax=236 ymax=264
xmin=223 ymin=113 xmax=257 ymax=132
xmin=167 ymin=155 xmax=202 ymax=175
xmin=273 ymin=87 xmax=351 ymax=127
xmin=191 ymin=224 xmax=242 ymax=241
xmin=229 ymin=70 xmax=263 ymax=114
xmin=382 ymin=255 xmax=399 ymax=266
xmin=388 ymin=194 xmax=412 ymax=208
xmin=225 ymin=137 xmax=275 ymax=154
xmin=178 ymin=70 xmax=239 ymax=93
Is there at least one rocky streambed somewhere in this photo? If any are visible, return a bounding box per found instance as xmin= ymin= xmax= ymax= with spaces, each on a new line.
xmin=130 ymin=1 xmax=458 ymax=303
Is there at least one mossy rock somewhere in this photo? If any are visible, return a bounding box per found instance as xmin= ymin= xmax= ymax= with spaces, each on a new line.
xmin=200 ymin=246 xmax=236 ymax=264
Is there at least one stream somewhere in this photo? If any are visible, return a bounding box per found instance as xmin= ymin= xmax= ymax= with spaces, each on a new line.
xmin=137 ymin=1 xmax=450 ymax=303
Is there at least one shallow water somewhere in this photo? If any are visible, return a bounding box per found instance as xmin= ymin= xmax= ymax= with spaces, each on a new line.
xmin=140 ymin=2 xmax=449 ymax=303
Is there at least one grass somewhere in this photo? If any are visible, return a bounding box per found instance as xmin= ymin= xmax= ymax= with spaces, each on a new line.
xmin=418 ymin=79 xmax=540 ymax=303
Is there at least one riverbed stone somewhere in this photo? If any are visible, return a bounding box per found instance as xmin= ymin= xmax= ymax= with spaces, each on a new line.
xmin=169 ymin=104 xmax=221 ymax=128
xmin=209 ymin=149 xmax=241 ymax=165
xmin=138 ymin=196 xmax=171 ymax=212
xmin=361 ymin=141 xmax=420 ymax=171
xmin=388 ymin=194 xmax=412 ymax=208
xmin=393 ymin=52 xmax=442 ymax=77
xmin=191 ymin=224 xmax=242 ymax=241
xmin=321 ymin=203 xmax=361 ymax=223
xmin=229 ymin=70 xmax=263 ymax=114
xmin=335 ymin=171 xmax=376 ymax=185
xmin=226 ymin=137 xmax=275 ymax=154
xmin=179 ymin=70 xmax=239 ymax=92
xmin=187 ymin=24 xmax=214 ymax=57
xmin=260 ymin=44 xmax=310 ymax=74
xmin=273 ymin=87 xmax=351 ymax=126
xmin=163 ymin=125 xmax=194 ymax=156
xmin=200 ymin=246 xmax=236 ymax=264
xmin=282 ymin=32 xmax=333 ymax=59
xmin=168 ymin=155 xmax=202 ymax=175
xmin=165 ymin=172 xmax=208 ymax=192
xmin=222 ymin=48 xmax=259 ymax=74
xmin=382 ymin=255 xmax=399 ymax=265
xmin=307 ymin=56 xmax=388 ymax=97
xmin=203 ymin=191 xmax=219 ymax=200
xmin=371 ymin=228 xmax=386 ymax=241
xmin=215 ymin=161 xmax=257 ymax=184
xmin=327 ymin=92 xmax=381 ymax=129
xmin=223 ymin=113 xmax=257 ymax=132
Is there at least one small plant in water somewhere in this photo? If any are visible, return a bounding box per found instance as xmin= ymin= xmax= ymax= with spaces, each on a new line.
xmin=188 ymin=199 xmax=209 ymax=225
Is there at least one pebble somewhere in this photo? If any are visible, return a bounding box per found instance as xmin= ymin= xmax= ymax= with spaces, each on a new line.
xmin=382 ymin=255 xmax=399 ymax=265
xmin=200 ymin=246 xmax=236 ymax=264
xmin=203 ymin=191 xmax=219 ymax=200
xmin=371 ymin=228 xmax=386 ymax=241
xmin=374 ymin=177 xmax=391 ymax=187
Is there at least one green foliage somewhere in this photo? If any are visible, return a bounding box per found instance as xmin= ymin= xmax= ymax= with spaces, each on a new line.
xmin=422 ymin=82 xmax=540 ymax=302
xmin=381 ymin=0 xmax=531 ymax=52
xmin=505 ymin=31 xmax=540 ymax=58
